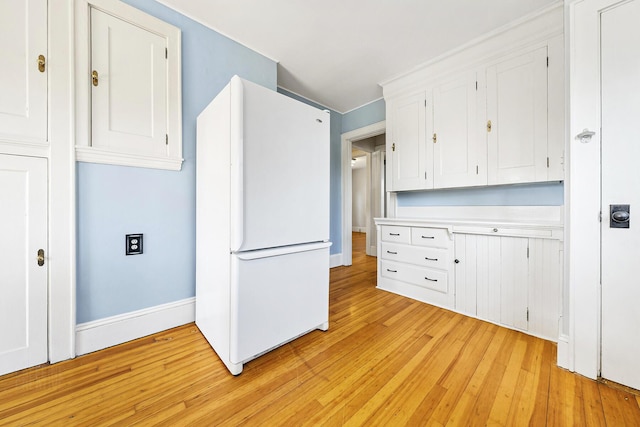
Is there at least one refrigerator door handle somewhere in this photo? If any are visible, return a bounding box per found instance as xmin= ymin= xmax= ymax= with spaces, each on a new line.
xmin=234 ymin=241 xmax=331 ymax=260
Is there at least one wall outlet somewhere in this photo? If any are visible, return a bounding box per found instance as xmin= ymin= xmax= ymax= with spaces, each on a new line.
xmin=126 ymin=234 xmax=143 ymax=255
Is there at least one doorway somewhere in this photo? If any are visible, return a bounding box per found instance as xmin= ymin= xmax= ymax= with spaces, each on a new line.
xmin=341 ymin=121 xmax=386 ymax=266
xmin=351 ymin=136 xmax=386 ymax=257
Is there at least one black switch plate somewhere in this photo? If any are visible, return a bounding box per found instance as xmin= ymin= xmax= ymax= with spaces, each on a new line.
xmin=126 ymin=234 xmax=143 ymax=255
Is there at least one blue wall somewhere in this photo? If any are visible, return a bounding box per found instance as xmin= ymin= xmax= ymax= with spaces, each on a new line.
xmin=76 ymin=0 xmax=277 ymax=323
xmin=397 ymin=182 xmax=564 ymax=206
xmin=277 ymin=88 xmax=343 ymax=255
xmin=342 ymin=98 xmax=386 ymax=134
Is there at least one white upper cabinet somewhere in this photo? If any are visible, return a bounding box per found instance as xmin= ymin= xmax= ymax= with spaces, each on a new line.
xmin=387 ymin=92 xmax=431 ymax=191
xmin=0 ymin=0 xmax=47 ymax=147
xmin=90 ymin=9 xmax=168 ymax=157
xmin=381 ymin=4 xmax=564 ymax=192
xmin=433 ymin=71 xmax=485 ymax=189
xmin=75 ymin=0 xmax=183 ymax=170
xmin=486 ymin=46 xmax=548 ymax=185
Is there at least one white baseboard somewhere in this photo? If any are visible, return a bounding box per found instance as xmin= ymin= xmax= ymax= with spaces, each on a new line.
xmin=75 ymin=297 xmax=195 ymax=356
xmin=557 ymin=333 xmax=572 ymax=371
xmin=330 ymin=253 xmax=343 ymax=268
xmin=352 ymin=227 xmax=366 ymax=233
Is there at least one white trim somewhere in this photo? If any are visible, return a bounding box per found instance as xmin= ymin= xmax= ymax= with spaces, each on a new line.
xmin=48 ymin=0 xmax=76 ymax=364
xmin=74 ymin=0 xmax=183 ymax=170
xmin=342 ymin=97 xmax=384 ymax=115
xmin=557 ymin=333 xmax=572 ymax=370
xmin=76 ymin=147 xmax=183 ymax=171
xmin=330 ymin=253 xmax=343 ymax=269
xmin=75 ymin=298 xmax=195 ymax=355
xmin=352 ymin=227 xmax=366 ymax=233
xmin=341 ymin=120 xmax=386 ymax=267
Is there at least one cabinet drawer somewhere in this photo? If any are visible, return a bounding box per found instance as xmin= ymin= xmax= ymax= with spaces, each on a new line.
xmin=381 ymin=225 xmax=411 ymax=244
xmin=381 ymin=260 xmax=448 ymax=294
xmin=381 ymin=242 xmax=448 ymax=270
xmin=411 ymin=227 xmax=450 ymax=248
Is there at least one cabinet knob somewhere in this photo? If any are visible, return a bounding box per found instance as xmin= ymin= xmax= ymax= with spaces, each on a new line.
xmin=454 ymin=259 xmax=460 ymax=264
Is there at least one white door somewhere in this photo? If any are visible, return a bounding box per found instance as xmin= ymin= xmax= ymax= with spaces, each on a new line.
xmin=0 ymin=0 xmax=47 ymax=144
xmin=486 ymin=46 xmax=548 ymax=185
xmin=0 ymin=154 xmax=48 ymax=376
xmin=433 ymin=72 xmax=483 ymax=189
xmin=601 ymin=0 xmax=640 ymax=390
xmin=91 ymin=8 xmax=168 ymax=156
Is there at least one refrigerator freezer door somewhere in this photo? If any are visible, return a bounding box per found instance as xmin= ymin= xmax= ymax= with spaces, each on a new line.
xmin=230 ymin=78 xmax=330 ymax=252
xmin=229 ymin=244 xmax=330 ymax=365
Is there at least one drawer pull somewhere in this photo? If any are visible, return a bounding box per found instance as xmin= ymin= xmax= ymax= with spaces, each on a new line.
xmin=387 ymin=268 xmax=398 ymax=273
xmin=386 ymin=250 xmax=398 ymax=255
xmin=425 ymin=257 xmax=438 ymax=261
xmin=424 ymin=277 xmax=438 ymax=282
xmin=421 ymin=235 xmax=435 ymax=239
xmin=389 ymin=233 xmax=401 ymax=236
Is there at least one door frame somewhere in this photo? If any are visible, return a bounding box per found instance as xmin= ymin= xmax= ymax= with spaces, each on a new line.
xmin=340 ymin=121 xmax=385 ymax=266
xmin=48 ymin=0 xmax=76 ymax=363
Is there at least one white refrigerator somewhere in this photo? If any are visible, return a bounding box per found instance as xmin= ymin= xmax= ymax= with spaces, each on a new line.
xmin=195 ymin=76 xmax=331 ymax=375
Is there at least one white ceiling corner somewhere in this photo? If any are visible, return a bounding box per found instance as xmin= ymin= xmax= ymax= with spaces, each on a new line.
xmin=155 ymin=0 xmax=558 ymax=113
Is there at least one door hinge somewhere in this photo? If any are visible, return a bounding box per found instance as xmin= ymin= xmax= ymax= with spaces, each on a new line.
xmin=547 ymin=56 xmax=549 ymax=67
xmin=599 ymin=211 xmax=602 ymax=222
xmin=165 ymin=47 xmax=168 ymax=59
xmin=425 ymin=171 xmax=427 ymax=180
xmin=527 ymin=245 xmax=529 ymax=258
xmin=475 ymin=81 xmax=478 ymax=91
xmin=166 ymin=134 xmax=169 ymax=145
xmin=547 ymin=157 xmax=550 ymax=168
xmin=424 ymin=99 xmax=427 ymax=107
xmin=526 ymin=308 xmax=529 ymax=322
xmin=392 ymin=143 xmax=395 ymax=152
xmin=476 ymin=165 xmax=479 ymax=175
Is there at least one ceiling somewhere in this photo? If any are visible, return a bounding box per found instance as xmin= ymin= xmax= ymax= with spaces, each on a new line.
xmin=156 ymin=0 xmax=557 ymax=113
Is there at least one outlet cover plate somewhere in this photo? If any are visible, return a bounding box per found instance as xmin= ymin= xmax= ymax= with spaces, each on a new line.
xmin=126 ymin=234 xmax=143 ymax=255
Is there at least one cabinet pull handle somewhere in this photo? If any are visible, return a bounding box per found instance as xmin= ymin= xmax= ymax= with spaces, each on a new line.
xmin=386 ymin=250 xmax=397 ymax=255
xmin=386 ymin=268 xmax=398 ymax=273
xmin=38 ymin=55 xmax=46 ymax=72
xmin=92 ymin=70 xmax=99 ymax=87
xmin=425 ymin=277 xmax=438 ymax=282
xmin=421 ymin=235 xmax=435 ymax=239
xmin=389 ymin=233 xmax=400 ymax=236
xmin=425 ymin=257 xmax=438 ymax=261
xmin=37 ymin=249 xmax=45 ymax=266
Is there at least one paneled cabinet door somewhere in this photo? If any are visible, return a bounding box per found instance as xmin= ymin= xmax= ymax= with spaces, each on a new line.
xmin=388 ymin=92 xmax=431 ymax=191
xmin=0 ymin=0 xmax=47 ymax=144
xmin=433 ymin=71 xmax=485 ymax=189
xmin=486 ymin=46 xmax=548 ymax=185
xmin=91 ymin=8 xmax=168 ymax=157
xmin=454 ymin=234 xmax=529 ymax=331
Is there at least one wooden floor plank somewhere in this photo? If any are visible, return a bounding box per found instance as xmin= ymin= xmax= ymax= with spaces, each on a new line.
xmin=1 ymin=232 xmax=640 ymax=425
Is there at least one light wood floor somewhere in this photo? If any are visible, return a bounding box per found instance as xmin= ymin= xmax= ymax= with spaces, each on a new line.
xmin=2 ymin=232 xmax=640 ymax=426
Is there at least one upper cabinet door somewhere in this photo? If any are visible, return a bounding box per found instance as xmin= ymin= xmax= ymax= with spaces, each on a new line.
xmin=433 ymin=71 xmax=485 ymax=189
xmin=90 ymin=8 xmax=168 ymax=157
xmin=0 ymin=0 xmax=47 ymax=145
xmin=486 ymin=46 xmax=548 ymax=185
xmin=388 ymin=92 xmax=431 ymax=191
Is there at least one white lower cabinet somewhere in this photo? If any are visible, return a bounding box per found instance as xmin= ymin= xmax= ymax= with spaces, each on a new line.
xmin=377 ymin=225 xmax=454 ymax=309
xmin=454 ymin=233 xmax=561 ymax=341
xmin=376 ymin=220 xmax=563 ymax=342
